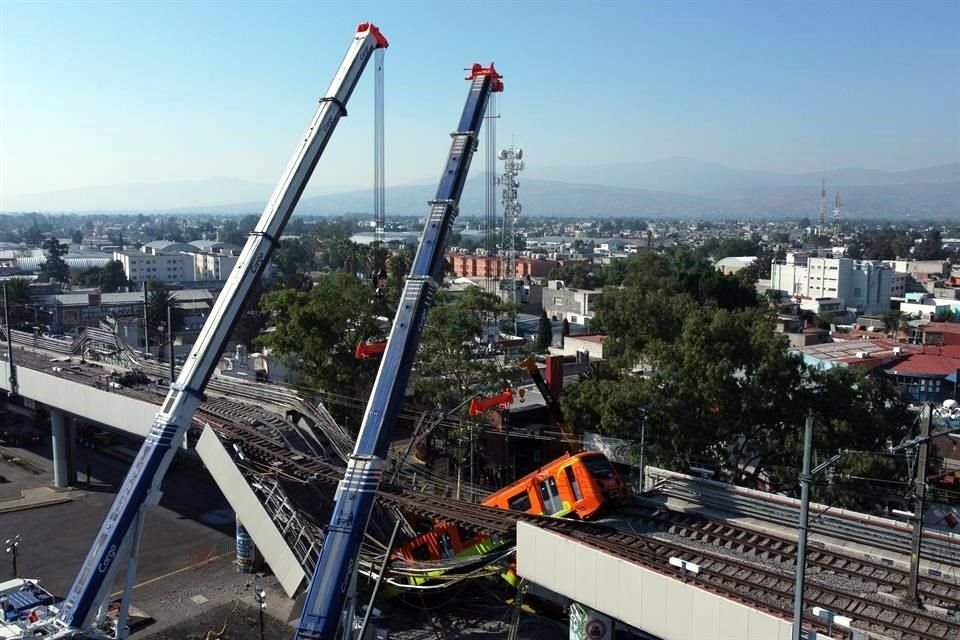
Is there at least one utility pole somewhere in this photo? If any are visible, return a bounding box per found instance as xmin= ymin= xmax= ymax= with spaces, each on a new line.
xmin=3 ymin=283 xmax=17 ymax=396
xmin=791 ymin=413 xmax=814 ymax=640
xmin=908 ymin=404 xmax=931 ymax=605
xmin=142 ymin=281 xmax=149 ymax=358
xmin=469 ymin=422 xmax=475 ymax=497
xmin=638 ymin=418 xmax=646 ymax=492
xmin=167 ymin=304 xmax=175 ymax=384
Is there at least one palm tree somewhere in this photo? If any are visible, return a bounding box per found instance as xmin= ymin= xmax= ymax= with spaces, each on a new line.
xmin=881 ymin=310 xmax=903 ymax=339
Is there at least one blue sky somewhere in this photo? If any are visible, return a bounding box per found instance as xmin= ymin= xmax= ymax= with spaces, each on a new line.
xmin=1 ymin=0 xmax=957 ymax=200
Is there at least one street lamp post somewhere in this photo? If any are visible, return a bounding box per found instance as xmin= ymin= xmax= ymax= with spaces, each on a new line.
xmin=5 ymin=535 xmax=21 ymax=578
xmin=254 ymin=584 xmax=266 ymax=640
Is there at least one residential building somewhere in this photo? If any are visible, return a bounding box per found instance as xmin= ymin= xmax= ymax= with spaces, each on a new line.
xmin=193 ymin=252 xmax=239 ymax=282
xmin=884 ymin=345 xmax=960 ymax=403
xmin=190 ymin=240 xmax=241 ymax=255
xmin=446 ymin=254 xmax=557 ymax=279
xmin=798 ymin=297 xmax=844 ymax=314
xmin=141 ymin=241 xmax=197 ymax=256
xmin=113 ymin=250 xmax=193 ymax=285
xmin=884 ymin=260 xmax=950 ymax=279
xmin=551 ymin=334 xmax=607 ymax=361
xmin=542 ymin=280 xmax=602 ymax=326
xmin=890 ymin=271 xmax=909 ymax=298
xmin=919 ymin=322 xmax=960 ymax=346
xmin=770 ymin=253 xmax=893 ymax=314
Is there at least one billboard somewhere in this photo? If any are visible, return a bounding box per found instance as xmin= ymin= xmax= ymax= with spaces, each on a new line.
xmin=569 ymin=602 xmax=612 ymax=640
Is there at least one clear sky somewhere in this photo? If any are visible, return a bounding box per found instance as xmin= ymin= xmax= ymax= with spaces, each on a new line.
xmin=1 ymin=0 xmax=957 ymax=201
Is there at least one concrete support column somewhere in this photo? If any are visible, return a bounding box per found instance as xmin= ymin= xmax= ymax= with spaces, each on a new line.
xmin=50 ymin=409 xmax=76 ymax=488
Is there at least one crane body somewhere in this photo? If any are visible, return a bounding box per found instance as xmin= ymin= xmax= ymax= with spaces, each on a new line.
xmin=294 ymin=63 xmax=503 ymax=640
xmin=48 ymin=23 xmax=388 ymax=638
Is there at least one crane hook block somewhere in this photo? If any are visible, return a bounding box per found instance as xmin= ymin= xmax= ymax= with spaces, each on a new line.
xmin=466 ymin=62 xmax=504 ymax=92
xmin=356 ymin=22 xmax=389 ymax=48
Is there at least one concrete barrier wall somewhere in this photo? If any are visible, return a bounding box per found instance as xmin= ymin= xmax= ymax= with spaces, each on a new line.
xmin=517 ymin=521 xmax=794 ymax=640
xmin=0 ymin=361 xmax=158 ymax=437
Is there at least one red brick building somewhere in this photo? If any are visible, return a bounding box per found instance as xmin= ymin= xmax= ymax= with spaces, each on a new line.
xmin=446 ymin=254 xmax=557 ymax=279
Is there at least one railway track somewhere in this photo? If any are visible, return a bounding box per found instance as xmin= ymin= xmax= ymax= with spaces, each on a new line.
xmin=618 ymin=505 xmax=960 ymax=613
xmin=544 ymin=519 xmax=960 ymax=640
xmin=649 ymin=467 xmax=959 ymax=566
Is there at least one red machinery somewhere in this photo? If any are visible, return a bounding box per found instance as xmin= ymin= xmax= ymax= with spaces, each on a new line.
xmin=468 ymin=389 xmax=514 ymax=416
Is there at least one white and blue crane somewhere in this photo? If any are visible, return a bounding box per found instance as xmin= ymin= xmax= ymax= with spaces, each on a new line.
xmin=292 ymin=62 xmax=504 ymax=640
xmin=42 ymin=23 xmax=389 ymax=639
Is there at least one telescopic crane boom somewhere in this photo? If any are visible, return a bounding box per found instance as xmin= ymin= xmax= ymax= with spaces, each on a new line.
xmin=518 ymin=356 xmax=580 ymax=453
xmin=50 ymin=23 xmax=388 ymax=638
xmin=294 ymin=62 xmax=504 ymax=640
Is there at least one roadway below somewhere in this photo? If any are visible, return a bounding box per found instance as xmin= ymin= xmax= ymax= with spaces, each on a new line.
xmin=0 ymin=440 xmax=235 ymax=599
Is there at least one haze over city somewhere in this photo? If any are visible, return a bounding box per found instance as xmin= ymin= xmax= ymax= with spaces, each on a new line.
xmin=1 ymin=0 xmax=957 ymax=213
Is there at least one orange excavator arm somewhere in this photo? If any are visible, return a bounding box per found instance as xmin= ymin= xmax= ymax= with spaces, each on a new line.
xmin=468 ymin=389 xmax=514 ymax=416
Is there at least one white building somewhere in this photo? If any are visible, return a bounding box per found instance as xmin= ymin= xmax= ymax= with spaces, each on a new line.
xmin=883 ymin=260 xmax=949 ymax=278
xmin=770 ymin=253 xmax=893 ymax=314
xmin=542 ymin=280 xmax=602 ymax=326
xmin=193 ymin=252 xmax=239 ymax=282
xmin=113 ymin=250 xmax=193 ymax=285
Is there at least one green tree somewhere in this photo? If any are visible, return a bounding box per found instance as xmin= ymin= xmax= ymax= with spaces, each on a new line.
xmin=257 ymin=272 xmax=383 ymax=408
xmin=414 ymin=287 xmax=520 ymax=412
xmin=386 ymin=247 xmax=414 ymax=299
xmin=547 ymin=262 xmax=603 ymax=289
xmin=272 ymin=238 xmax=314 ymax=290
xmin=71 ymin=229 xmax=84 ymax=245
xmin=42 ymin=237 xmax=70 ymax=283
xmin=712 ymin=238 xmax=760 ymax=261
xmin=536 ymin=309 xmax=552 ymax=352
xmin=77 ymin=260 xmax=129 ymax=293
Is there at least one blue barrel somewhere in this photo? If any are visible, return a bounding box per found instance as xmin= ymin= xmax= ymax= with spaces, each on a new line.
xmin=236 ymin=519 xmax=255 ymax=573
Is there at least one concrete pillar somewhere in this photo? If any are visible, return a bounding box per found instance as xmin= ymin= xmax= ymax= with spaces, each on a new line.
xmin=66 ymin=415 xmax=77 ymax=484
xmin=50 ymin=409 xmax=76 ymax=488
xmin=51 ymin=409 xmax=69 ymax=488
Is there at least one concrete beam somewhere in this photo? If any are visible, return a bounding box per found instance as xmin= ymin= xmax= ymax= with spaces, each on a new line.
xmin=0 ymin=360 xmax=157 ymax=438
xmin=517 ymin=521 xmax=796 ymax=640
xmin=196 ymin=425 xmax=306 ymax=597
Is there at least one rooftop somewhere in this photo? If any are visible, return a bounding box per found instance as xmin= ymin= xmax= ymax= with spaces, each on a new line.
xmin=922 ymin=322 xmax=960 ymax=335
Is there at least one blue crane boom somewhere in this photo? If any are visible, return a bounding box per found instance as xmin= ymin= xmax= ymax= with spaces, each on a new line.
xmin=49 ymin=23 xmax=388 ymax=638
xmin=293 ymin=62 xmax=504 ymax=640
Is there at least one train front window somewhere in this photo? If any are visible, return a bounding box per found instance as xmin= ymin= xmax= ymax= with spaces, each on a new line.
xmin=564 ymin=466 xmax=583 ymax=501
xmin=581 ymin=455 xmax=616 ymax=480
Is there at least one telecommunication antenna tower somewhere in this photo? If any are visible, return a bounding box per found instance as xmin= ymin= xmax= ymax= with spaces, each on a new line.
xmin=497 ymin=145 xmax=524 ymax=315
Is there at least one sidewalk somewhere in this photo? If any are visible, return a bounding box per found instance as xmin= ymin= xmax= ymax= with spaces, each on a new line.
xmin=0 ymin=485 xmax=73 ymax=513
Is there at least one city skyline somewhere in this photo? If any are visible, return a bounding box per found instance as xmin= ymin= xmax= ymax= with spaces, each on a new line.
xmin=1 ymin=0 xmax=957 ymax=205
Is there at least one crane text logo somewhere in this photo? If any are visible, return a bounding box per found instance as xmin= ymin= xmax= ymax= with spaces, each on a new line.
xmin=98 ymin=544 xmax=118 ymax=573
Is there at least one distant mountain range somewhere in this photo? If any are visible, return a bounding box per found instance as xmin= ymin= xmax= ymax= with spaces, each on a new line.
xmin=3 ymin=160 xmax=957 ymax=219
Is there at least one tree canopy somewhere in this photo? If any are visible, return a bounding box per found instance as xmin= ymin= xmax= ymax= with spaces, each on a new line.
xmin=42 ymin=237 xmax=70 ymax=284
